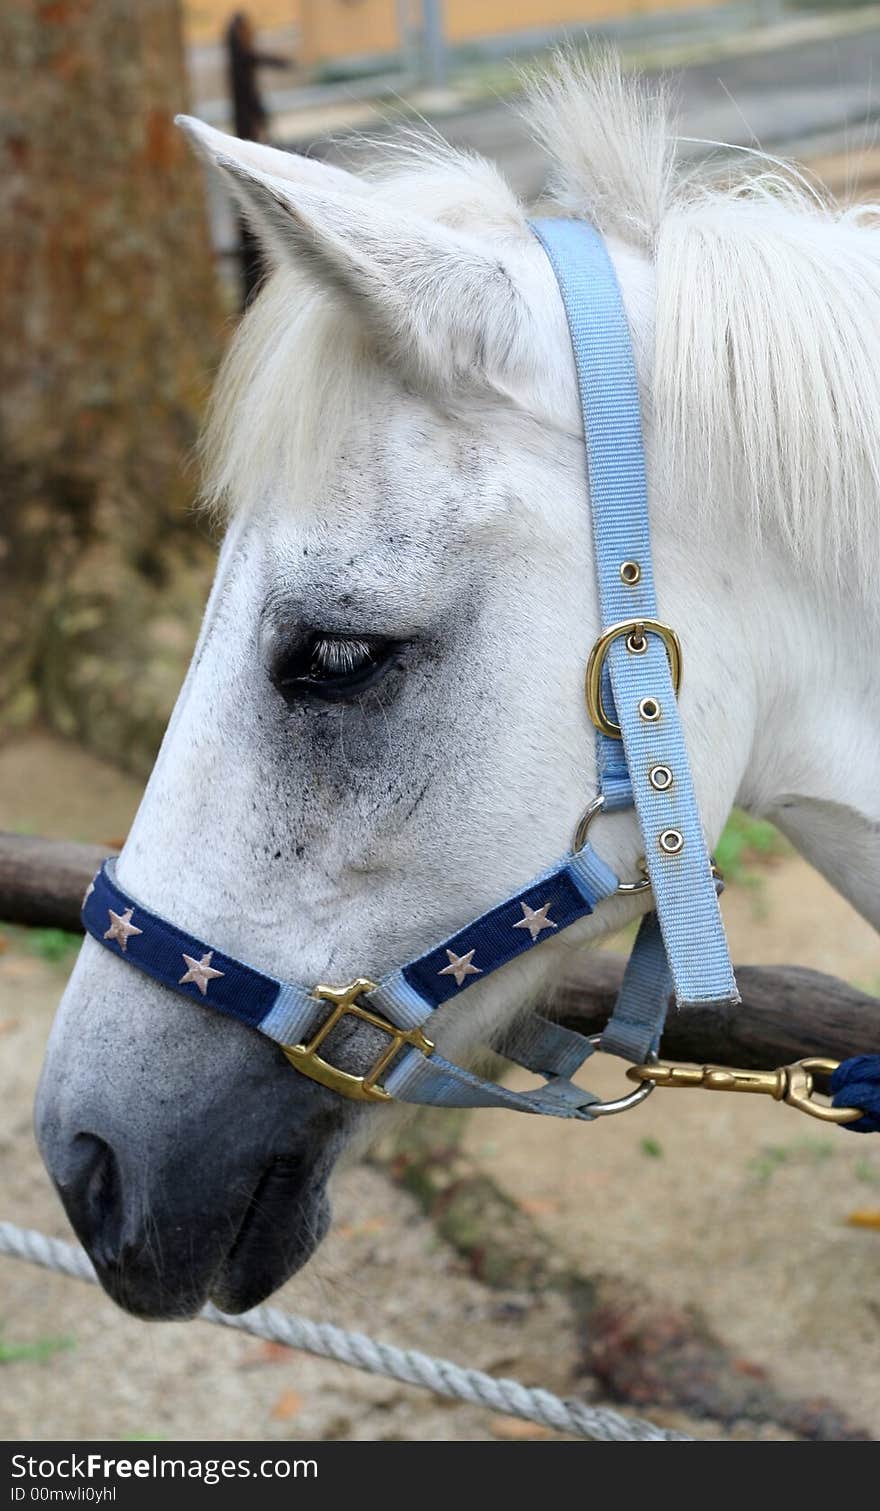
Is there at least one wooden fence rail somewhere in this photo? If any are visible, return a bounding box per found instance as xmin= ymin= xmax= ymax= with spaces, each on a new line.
xmin=1 ymin=830 xmax=876 ymax=1068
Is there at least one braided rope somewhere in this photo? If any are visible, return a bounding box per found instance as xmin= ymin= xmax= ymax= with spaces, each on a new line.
xmin=0 ymin=1221 xmax=689 ymax=1442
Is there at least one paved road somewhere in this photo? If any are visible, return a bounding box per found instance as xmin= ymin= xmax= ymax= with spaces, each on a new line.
xmin=288 ymin=23 xmax=880 ymax=200
xmin=207 ymin=23 xmax=880 ymax=264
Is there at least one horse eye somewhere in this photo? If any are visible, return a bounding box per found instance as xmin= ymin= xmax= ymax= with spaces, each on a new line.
xmin=270 ymin=633 xmax=399 ymax=704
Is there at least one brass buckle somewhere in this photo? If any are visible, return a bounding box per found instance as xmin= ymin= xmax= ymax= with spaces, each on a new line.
xmin=585 ymin=618 xmax=683 ymax=739
xmin=626 ymin=1056 xmax=863 ymax=1125
xmin=281 ymin=978 xmax=434 ymax=1104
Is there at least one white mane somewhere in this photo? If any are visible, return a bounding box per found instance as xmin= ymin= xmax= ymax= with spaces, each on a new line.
xmin=203 ymin=54 xmax=880 ymax=596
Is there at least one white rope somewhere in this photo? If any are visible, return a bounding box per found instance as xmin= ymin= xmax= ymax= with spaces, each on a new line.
xmin=0 ymin=1221 xmax=689 ymax=1441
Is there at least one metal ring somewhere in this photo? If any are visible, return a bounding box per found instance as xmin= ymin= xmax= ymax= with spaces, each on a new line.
xmin=572 ymin=793 xmax=605 ymax=853
xmin=571 ymin=792 xmax=652 ymax=894
xmin=586 ymin=1035 xmax=657 ymax=1117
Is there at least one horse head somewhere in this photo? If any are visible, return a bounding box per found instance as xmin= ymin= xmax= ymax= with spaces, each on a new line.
xmin=36 ymin=61 xmax=880 ymax=1318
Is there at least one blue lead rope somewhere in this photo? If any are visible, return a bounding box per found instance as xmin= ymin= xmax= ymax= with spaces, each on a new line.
xmin=832 ymin=1058 xmax=880 ymax=1133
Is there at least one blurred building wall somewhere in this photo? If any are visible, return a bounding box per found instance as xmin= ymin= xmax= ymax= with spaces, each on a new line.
xmin=296 ymin=0 xmax=723 ymax=67
xmin=446 ymin=0 xmax=717 ymax=43
xmin=297 ymin=0 xmax=399 ymax=66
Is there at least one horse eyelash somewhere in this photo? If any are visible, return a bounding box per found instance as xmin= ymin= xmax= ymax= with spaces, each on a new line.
xmin=309 ymin=636 xmax=374 ymax=677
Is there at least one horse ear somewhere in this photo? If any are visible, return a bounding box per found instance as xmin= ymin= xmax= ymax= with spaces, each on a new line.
xmin=176 ymin=115 xmax=529 ymax=395
xmin=175 ymin=115 xmax=364 ymax=196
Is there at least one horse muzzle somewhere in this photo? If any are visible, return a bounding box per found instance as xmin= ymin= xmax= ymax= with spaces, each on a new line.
xmin=34 ymin=940 xmax=350 ymax=1318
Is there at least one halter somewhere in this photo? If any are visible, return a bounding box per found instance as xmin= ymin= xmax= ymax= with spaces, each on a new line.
xmin=80 ymin=220 xmax=872 ymax=1128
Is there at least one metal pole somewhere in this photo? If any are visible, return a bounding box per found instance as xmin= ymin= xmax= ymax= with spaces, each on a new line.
xmin=395 ymin=0 xmax=417 ymax=83
xmin=421 ymin=0 xmax=447 ymax=91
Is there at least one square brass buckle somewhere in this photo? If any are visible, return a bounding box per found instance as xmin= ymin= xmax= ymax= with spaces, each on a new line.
xmin=281 ymin=978 xmax=434 ymax=1103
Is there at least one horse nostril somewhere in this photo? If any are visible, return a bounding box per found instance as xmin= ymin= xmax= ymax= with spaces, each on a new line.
xmin=61 ymin=1133 xmax=125 ymax=1268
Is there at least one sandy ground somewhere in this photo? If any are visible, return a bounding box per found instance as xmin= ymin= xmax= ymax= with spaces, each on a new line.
xmin=0 ymin=732 xmax=878 ymax=1441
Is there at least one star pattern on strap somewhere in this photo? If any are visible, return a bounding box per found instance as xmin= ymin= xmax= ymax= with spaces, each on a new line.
xmin=103 ymin=907 xmax=143 ymax=952
xmin=513 ymin=899 xmax=558 ymax=942
xmin=438 ymin=948 xmax=482 ymax=988
xmin=179 ymin=950 xmax=225 ymax=996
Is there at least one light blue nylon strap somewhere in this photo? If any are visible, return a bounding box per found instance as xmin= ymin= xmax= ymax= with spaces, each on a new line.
xmin=601 ymin=911 xmax=672 ymax=1061
xmin=259 ymin=971 xmax=434 ymax=1049
xmin=499 ymin=1013 xmax=595 ymax=1080
xmin=368 ymin=971 xmax=434 ymax=1030
xmin=263 ymin=988 xmax=601 ymax=1114
xmin=530 ymin=220 xmax=660 ymax=653
xmin=532 ymin=216 xmax=653 ymax=811
xmin=259 ymin=982 xmax=324 ymax=1045
xmin=596 ymin=671 xmax=634 ymax=810
xmin=384 ymin=1045 xmax=600 ymax=1117
xmin=606 ymin=635 xmax=736 ymax=1009
xmin=262 ymin=975 xmax=602 ymax=1113
xmin=565 ymin=842 xmax=619 ymax=903
xmin=530 ymin=217 xmax=738 ymax=1031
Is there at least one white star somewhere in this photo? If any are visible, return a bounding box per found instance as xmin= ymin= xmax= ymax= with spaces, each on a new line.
xmin=513 ymin=900 xmax=558 ymax=942
xmin=103 ymin=907 xmax=142 ymax=952
xmin=438 ymin=948 xmax=482 ymax=988
xmin=179 ymin=951 xmax=225 ymax=996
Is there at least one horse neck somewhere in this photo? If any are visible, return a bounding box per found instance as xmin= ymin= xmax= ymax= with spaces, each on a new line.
xmin=733 ymin=536 xmax=880 ymax=930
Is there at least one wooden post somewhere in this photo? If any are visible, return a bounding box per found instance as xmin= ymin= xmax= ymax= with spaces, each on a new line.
xmin=550 ymin=954 xmax=880 ymax=1068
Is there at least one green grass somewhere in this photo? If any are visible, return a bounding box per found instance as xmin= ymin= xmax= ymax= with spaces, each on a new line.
xmin=0 ymin=921 xmax=82 ymax=967
xmin=715 ymin=810 xmax=789 ymax=885
xmin=0 ymin=1327 xmax=75 ymax=1365
xmin=597 ymin=809 xmax=788 ymax=951
xmin=747 ymin=1137 xmax=835 ymax=1185
xmin=639 ymin=1136 xmax=663 ymax=1158
xmin=25 ymin=927 xmax=82 ymax=966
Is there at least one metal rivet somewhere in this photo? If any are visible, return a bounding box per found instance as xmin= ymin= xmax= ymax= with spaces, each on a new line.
xmin=620 ymin=560 xmax=641 ymax=585
xmin=638 ymin=697 xmax=661 ymax=722
xmin=626 ymin=629 xmax=647 ymax=655
xmin=649 ymin=764 xmax=674 ymax=791
xmin=659 ymin=829 xmax=684 ymax=855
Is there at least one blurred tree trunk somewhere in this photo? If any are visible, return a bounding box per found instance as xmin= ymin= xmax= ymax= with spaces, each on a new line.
xmin=0 ymin=0 xmax=225 ymax=774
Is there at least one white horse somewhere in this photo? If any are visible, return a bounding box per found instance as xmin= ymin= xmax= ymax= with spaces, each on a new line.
xmin=36 ymin=58 xmax=880 ymax=1318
